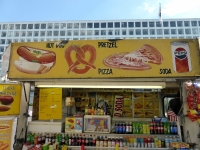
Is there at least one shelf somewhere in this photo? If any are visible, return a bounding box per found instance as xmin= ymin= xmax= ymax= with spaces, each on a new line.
xmin=67 ymin=146 xmax=173 ymax=150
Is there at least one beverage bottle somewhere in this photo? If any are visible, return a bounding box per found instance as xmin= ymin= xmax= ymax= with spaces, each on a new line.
xmin=140 ymin=137 xmax=144 ymax=148
xmin=176 ymin=136 xmax=181 ymax=142
xmin=144 ymin=137 xmax=148 ymax=148
xmin=174 ymin=122 xmax=178 ymax=134
xmin=41 ymin=133 xmax=45 ymax=144
xmin=151 ymin=137 xmax=154 ymax=148
xmin=96 ymin=136 xmax=100 ymax=147
xmin=136 ymin=123 xmax=139 ymax=134
xmin=122 ymin=123 xmax=126 ymax=134
xmin=115 ymin=123 xmax=119 ymax=133
xmin=100 ymin=136 xmax=104 ymax=147
xmin=91 ymin=106 xmax=94 ymax=115
xmin=34 ymin=133 xmax=38 ymax=145
xmin=100 ymin=107 xmax=104 ymax=115
xmin=115 ymin=138 xmax=120 ymax=147
xmin=154 ymin=122 xmax=157 ymax=134
xmin=167 ymin=122 xmax=171 ymax=134
xmin=119 ymin=123 xmax=123 ymax=134
xmin=140 ymin=123 xmax=143 ymax=134
xmin=126 ymin=136 xmax=130 ymax=147
xmin=164 ymin=122 xmax=168 ymax=134
xmin=71 ymin=134 xmax=75 ymax=146
xmin=130 ymin=136 xmax=133 ymax=147
xmin=147 ymin=136 xmax=151 ymax=148
xmin=137 ymin=137 xmax=141 ymax=148
xmin=126 ymin=122 xmax=129 ymax=134
xmin=108 ymin=137 xmax=112 ymax=147
xmin=111 ymin=137 xmax=116 ymax=147
xmin=170 ymin=122 xmax=174 ymax=134
xmin=160 ymin=122 xmax=164 ymax=134
xmin=45 ymin=133 xmax=49 ymax=144
xmin=129 ymin=122 xmax=133 ymax=134
xmin=85 ymin=105 xmax=88 ymax=115
xmin=133 ymin=136 xmax=137 ymax=147
xmin=161 ymin=139 xmax=165 ymax=148
xmin=103 ymin=136 xmax=108 ymax=147
xmin=52 ymin=134 xmax=56 ymax=144
xmin=61 ymin=134 xmax=65 ymax=145
xmin=132 ymin=122 xmax=136 ymax=134
xmin=150 ymin=122 xmax=154 ymax=134
xmin=168 ymin=136 xmax=172 ymax=146
xmin=89 ymin=134 xmax=93 ymax=146
xmin=119 ymin=137 xmax=123 ymax=147
xmin=37 ymin=133 xmax=42 ymax=144
xmin=26 ymin=132 xmax=31 ymax=143
xmin=157 ymin=122 xmax=161 ymax=134
xmin=154 ymin=136 xmax=158 ymax=148
xmin=92 ymin=135 xmax=96 ymax=146
xmin=158 ymin=138 xmax=161 ymax=148
xmin=165 ymin=136 xmax=170 ymax=148
xmin=85 ymin=134 xmax=89 ymax=146
xmin=146 ymin=123 xmax=150 ymax=134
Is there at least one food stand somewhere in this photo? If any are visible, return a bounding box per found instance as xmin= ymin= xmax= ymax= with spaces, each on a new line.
xmin=1 ymin=39 xmax=200 ymax=150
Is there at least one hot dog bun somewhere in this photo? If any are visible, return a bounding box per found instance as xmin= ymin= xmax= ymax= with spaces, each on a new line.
xmin=17 ymin=46 xmax=56 ymax=64
xmin=0 ymin=96 xmax=14 ymax=112
xmin=14 ymin=60 xmax=51 ymax=74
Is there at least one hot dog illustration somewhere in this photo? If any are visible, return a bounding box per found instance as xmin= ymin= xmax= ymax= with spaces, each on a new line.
xmin=0 ymin=142 xmax=9 ymax=150
xmin=0 ymin=124 xmax=10 ymax=131
xmin=14 ymin=46 xmax=56 ymax=74
xmin=0 ymin=96 xmax=14 ymax=112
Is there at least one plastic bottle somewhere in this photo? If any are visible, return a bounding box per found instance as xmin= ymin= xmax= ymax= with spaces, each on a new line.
xmin=165 ymin=136 xmax=170 ymax=148
xmin=133 ymin=136 xmax=137 ymax=147
xmin=154 ymin=136 xmax=158 ymax=148
xmin=115 ymin=123 xmax=119 ymax=133
xmin=100 ymin=136 xmax=104 ymax=147
xmin=119 ymin=137 xmax=123 ymax=147
xmin=167 ymin=122 xmax=171 ymax=134
xmin=137 ymin=137 xmax=141 ymax=148
xmin=174 ymin=122 xmax=178 ymax=134
xmin=119 ymin=123 xmax=123 ymax=134
xmin=96 ymin=136 xmax=100 ymax=147
xmin=132 ymin=122 xmax=136 ymax=134
xmin=160 ymin=122 xmax=164 ymax=134
xmin=147 ymin=136 xmax=151 ymax=148
xmin=164 ymin=122 xmax=168 ymax=134
xmin=143 ymin=123 xmax=146 ymax=134
xmin=112 ymin=137 xmax=116 ymax=147
xmin=129 ymin=122 xmax=133 ymax=134
xmin=103 ymin=136 xmax=108 ymax=147
xmin=151 ymin=137 xmax=154 ymax=148
xmin=126 ymin=122 xmax=129 ymax=134
xmin=92 ymin=135 xmax=96 ymax=146
xmin=140 ymin=137 xmax=144 ymax=148
xmin=144 ymin=137 xmax=148 ymax=148
xmin=170 ymin=122 xmax=174 ymax=134
xmin=122 ymin=123 xmax=126 ymax=134
xmin=108 ymin=137 xmax=112 ymax=147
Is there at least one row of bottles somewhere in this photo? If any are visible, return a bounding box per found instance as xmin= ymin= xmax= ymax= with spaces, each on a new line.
xmin=26 ymin=132 xmax=181 ymax=148
xmin=114 ymin=121 xmax=178 ymax=135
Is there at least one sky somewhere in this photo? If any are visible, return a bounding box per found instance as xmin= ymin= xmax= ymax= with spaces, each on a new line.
xmin=0 ymin=0 xmax=200 ymax=22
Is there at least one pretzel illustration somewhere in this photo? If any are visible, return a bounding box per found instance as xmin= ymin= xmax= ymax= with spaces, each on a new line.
xmin=65 ymin=44 xmax=96 ymax=74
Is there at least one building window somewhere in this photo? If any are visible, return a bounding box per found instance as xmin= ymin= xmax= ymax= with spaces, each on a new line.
xmin=156 ymin=22 xmax=161 ymax=27
xmin=28 ymin=24 xmax=33 ymax=29
xmin=0 ymin=39 xmax=5 ymax=44
xmin=101 ymin=23 xmax=106 ymax=28
xmin=2 ymin=24 xmax=8 ymax=30
xmin=61 ymin=23 xmax=66 ymax=29
xmin=34 ymin=23 xmax=40 ymax=29
xmin=7 ymin=31 xmax=13 ymax=37
xmin=1 ymin=32 xmax=6 ymax=37
xmin=47 ymin=23 xmax=53 ymax=29
xmin=14 ymin=31 xmax=20 ymax=37
xmin=54 ymin=23 xmax=59 ymax=29
xmin=198 ymin=21 xmax=200 ymax=26
xmin=40 ymin=31 xmax=45 ymax=36
xmin=34 ymin=31 xmax=39 ymax=36
xmin=47 ymin=31 xmax=52 ymax=36
xmin=15 ymin=24 xmax=20 ymax=29
xmin=33 ymin=39 xmax=38 ymax=42
xmin=170 ymin=21 xmax=176 ymax=27
xmin=157 ymin=29 xmax=162 ymax=35
xmin=80 ymin=30 xmax=85 ymax=36
xmin=101 ymin=30 xmax=106 ymax=35
xmin=54 ymin=31 xmax=59 ymax=36
xmin=81 ymin=23 xmax=86 ymax=28
xmin=27 ymin=31 xmax=32 ymax=37
xmin=87 ymin=23 xmax=93 ymax=28
xmin=9 ymin=24 xmax=14 ymax=30
xmin=129 ymin=30 xmax=134 ymax=35
xmin=121 ymin=22 xmax=127 ymax=28
xmin=87 ymin=30 xmax=93 ymax=36
xmin=164 ymin=29 xmax=169 ymax=35
xmin=108 ymin=30 xmax=113 ymax=35
xmin=67 ymin=31 xmax=72 ymax=36
xmin=142 ymin=22 xmax=147 ymax=27
xmin=60 ymin=31 xmax=65 ymax=36
xmin=94 ymin=30 xmax=99 ymax=35
xmin=177 ymin=21 xmax=183 ymax=27
xmin=178 ymin=29 xmax=184 ymax=34
xmin=108 ymin=22 xmax=113 ymax=28
xmin=22 ymin=24 xmax=27 ymax=29
xmin=21 ymin=31 xmax=26 ymax=37
xmin=122 ymin=30 xmax=126 ymax=35
xmin=94 ymin=23 xmax=99 ymax=28
xmin=115 ymin=22 xmax=120 ymax=28
xmin=185 ymin=29 xmax=191 ymax=34
xmin=135 ymin=22 xmax=141 ymax=27
xmin=143 ymin=29 xmax=148 ymax=35
xmin=41 ymin=24 xmax=46 ymax=29
xmin=67 ymin=23 xmax=72 ymax=29
xmin=171 ymin=29 xmax=177 ymax=35
xmin=6 ymin=39 xmax=12 ymax=44
xmin=184 ymin=21 xmax=190 ymax=27
xmin=13 ymin=39 xmax=18 ymax=42
xmin=0 ymin=47 xmax=4 ymax=52
xmin=115 ymin=30 xmax=120 ymax=35
xmin=0 ymin=25 xmax=1 ymax=30
xmin=163 ymin=21 xmax=169 ymax=27
xmin=191 ymin=21 xmax=197 ymax=26
xmin=135 ymin=29 xmax=141 ymax=35
xmin=149 ymin=22 xmax=154 ymax=27
xmin=192 ymin=28 xmax=199 ymax=34
xmin=149 ymin=29 xmax=155 ymax=35
xmin=74 ymin=30 xmax=79 ymax=36
xmin=128 ymin=22 xmax=134 ymax=27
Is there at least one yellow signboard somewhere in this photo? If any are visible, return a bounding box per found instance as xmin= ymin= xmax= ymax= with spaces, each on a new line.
xmin=0 ymin=119 xmax=13 ymax=150
xmin=6 ymin=39 xmax=200 ymax=79
xmin=0 ymin=84 xmax=21 ymax=116
xmin=39 ymin=88 xmax=62 ymax=120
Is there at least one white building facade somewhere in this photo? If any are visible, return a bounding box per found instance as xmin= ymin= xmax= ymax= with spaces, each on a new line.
xmin=0 ymin=18 xmax=200 ymax=73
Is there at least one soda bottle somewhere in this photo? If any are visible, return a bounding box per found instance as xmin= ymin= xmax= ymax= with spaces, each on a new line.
xmin=161 ymin=139 xmax=165 ymax=148
xmin=115 ymin=138 xmax=120 ymax=147
xmin=129 ymin=122 xmax=133 ymax=134
xmin=92 ymin=135 xmax=96 ymax=146
xmin=164 ymin=122 xmax=168 ymax=134
xmin=143 ymin=123 xmax=146 ymax=134
xmin=111 ymin=137 xmax=115 ymax=147
xmin=132 ymin=122 xmax=136 ymax=134
xmin=133 ymin=136 xmax=137 ymax=147
xmin=100 ymin=136 xmax=104 ymax=147
xmin=137 ymin=137 xmax=141 ymax=148
xmin=170 ymin=122 xmax=174 ymax=134
xmin=150 ymin=122 xmax=154 ymax=134
xmin=157 ymin=122 xmax=161 ymax=134
xmin=147 ymin=136 xmax=151 ymax=148
xmin=167 ymin=122 xmax=171 ymax=134
xmin=165 ymin=136 xmax=170 ymax=148
xmin=144 ymin=137 xmax=148 ymax=148
xmin=115 ymin=123 xmax=119 ymax=133
xmin=173 ymin=122 xmax=178 ymax=134
xmin=122 ymin=123 xmax=126 ymax=134
xmin=119 ymin=137 xmax=123 ymax=147
xmin=26 ymin=132 xmax=31 ymax=143
xmin=151 ymin=137 xmax=154 ymax=148
xmin=103 ymin=136 xmax=108 ymax=147
xmin=96 ymin=136 xmax=100 ymax=147
xmin=108 ymin=137 xmax=112 ymax=147
xmin=41 ymin=133 xmax=45 ymax=144
xmin=119 ymin=123 xmax=123 ymax=134
xmin=158 ymin=138 xmax=162 ymax=148
xmin=146 ymin=123 xmax=150 ymax=134
xmin=140 ymin=137 xmax=144 ymax=148
xmin=126 ymin=122 xmax=129 ymax=134
xmin=154 ymin=122 xmax=157 ymax=134
xmin=154 ymin=136 xmax=158 ymax=148
xmin=160 ymin=122 xmax=164 ymax=134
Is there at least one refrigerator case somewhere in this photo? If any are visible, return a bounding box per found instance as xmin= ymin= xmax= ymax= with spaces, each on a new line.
xmin=65 ymin=117 xmax=83 ymax=133
xmin=84 ymin=115 xmax=111 ymax=133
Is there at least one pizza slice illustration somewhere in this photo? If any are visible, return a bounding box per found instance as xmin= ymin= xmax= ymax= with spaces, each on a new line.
xmin=103 ymin=44 xmax=163 ymax=70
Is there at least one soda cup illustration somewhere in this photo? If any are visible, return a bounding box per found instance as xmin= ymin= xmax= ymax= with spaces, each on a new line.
xmin=171 ymin=41 xmax=192 ymax=73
